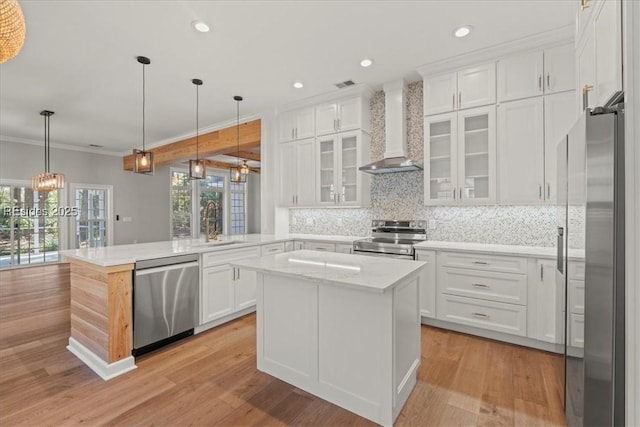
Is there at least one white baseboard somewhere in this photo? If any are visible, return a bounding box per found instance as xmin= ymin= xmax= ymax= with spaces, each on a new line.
xmin=194 ymin=306 xmax=256 ymax=334
xmin=67 ymin=337 xmax=137 ymax=381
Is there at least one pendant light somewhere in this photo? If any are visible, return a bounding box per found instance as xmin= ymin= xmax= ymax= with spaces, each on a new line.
xmin=0 ymin=0 xmax=26 ymax=64
xmin=133 ymin=56 xmax=154 ymax=174
xmin=31 ymin=110 xmax=65 ymax=192
xmin=230 ymin=95 xmax=249 ymax=183
xmin=188 ymin=78 xmax=206 ymax=180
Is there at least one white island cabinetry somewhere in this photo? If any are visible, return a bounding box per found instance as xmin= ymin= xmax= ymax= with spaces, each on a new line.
xmin=232 ymin=250 xmax=425 ymax=427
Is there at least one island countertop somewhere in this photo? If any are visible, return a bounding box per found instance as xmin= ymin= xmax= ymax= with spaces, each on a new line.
xmin=231 ymin=249 xmax=426 ymax=293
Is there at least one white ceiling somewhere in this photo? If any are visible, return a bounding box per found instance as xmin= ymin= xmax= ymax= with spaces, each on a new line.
xmin=0 ymin=0 xmax=574 ymax=154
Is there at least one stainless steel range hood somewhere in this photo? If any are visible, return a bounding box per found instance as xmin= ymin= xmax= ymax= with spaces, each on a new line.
xmin=359 ymin=79 xmax=422 ymax=174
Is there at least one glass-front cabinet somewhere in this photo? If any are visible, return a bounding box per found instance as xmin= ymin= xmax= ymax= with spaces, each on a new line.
xmin=424 ymin=105 xmax=496 ymax=205
xmin=316 ymin=130 xmax=369 ymax=206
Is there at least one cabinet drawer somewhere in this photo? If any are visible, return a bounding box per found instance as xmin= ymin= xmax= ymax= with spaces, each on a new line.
xmin=303 ymin=242 xmax=335 ymax=252
xmin=335 ymin=243 xmax=353 ymax=254
xmin=439 ymin=267 xmax=527 ymax=305
xmin=568 ymin=261 xmax=585 ymax=280
xmin=284 ymin=241 xmax=294 ymax=252
xmin=261 ymin=242 xmax=286 ymax=256
xmin=568 ymin=279 xmax=585 ymax=314
xmin=569 ymin=313 xmax=584 ymax=348
xmin=439 ymin=251 xmax=527 ymax=274
xmin=202 ymin=246 xmax=261 ymax=268
xmin=437 ymin=294 xmax=527 ymax=336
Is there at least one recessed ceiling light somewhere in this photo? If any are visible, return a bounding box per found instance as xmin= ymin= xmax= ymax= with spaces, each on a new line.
xmin=454 ymin=26 xmax=472 ymax=38
xmin=360 ymin=58 xmax=374 ymax=68
xmin=192 ymin=20 xmax=210 ymax=33
xmin=292 ymin=81 xmax=304 ymax=89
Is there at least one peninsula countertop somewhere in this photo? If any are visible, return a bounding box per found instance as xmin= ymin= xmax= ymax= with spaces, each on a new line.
xmin=231 ymin=249 xmax=426 ymax=293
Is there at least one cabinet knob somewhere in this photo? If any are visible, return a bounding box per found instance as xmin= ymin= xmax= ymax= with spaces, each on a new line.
xmin=580 ymin=0 xmax=590 ymax=11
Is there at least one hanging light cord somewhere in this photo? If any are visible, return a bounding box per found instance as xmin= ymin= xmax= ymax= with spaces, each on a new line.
xmin=236 ymin=99 xmax=240 ymax=167
xmin=142 ymin=60 xmax=146 ymax=152
xmin=46 ymin=113 xmax=50 ymax=173
xmin=196 ymin=83 xmax=199 ymax=161
xmin=43 ymin=113 xmax=48 ymax=173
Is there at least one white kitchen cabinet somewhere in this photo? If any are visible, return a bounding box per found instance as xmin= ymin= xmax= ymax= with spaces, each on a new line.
xmin=335 ymin=243 xmax=353 ymax=254
xmin=497 ymin=97 xmax=545 ymax=204
xmin=279 ymin=138 xmax=316 ymax=207
xmin=279 ymin=106 xmax=315 ymax=142
xmin=293 ymin=240 xmax=304 ymax=251
xmin=544 ymin=90 xmax=577 ymax=202
xmin=424 ymin=105 xmax=496 ymax=205
xmin=576 ymin=29 xmax=596 ymax=112
xmin=303 ymin=241 xmax=335 ymax=252
xmin=497 ymin=45 xmax=574 ymax=102
xmin=315 ymin=98 xmax=365 ymax=136
xmin=527 ymin=260 xmax=563 ymax=344
xmin=415 ymin=249 xmax=436 ymax=319
xmin=284 ymin=241 xmax=294 ymax=252
xmin=316 ymin=130 xmax=370 ymax=207
xmin=576 ymin=0 xmax=597 ymax=41
xmin=261 ymin=242 xmax=285 ymax=256
xmin=423 ymin=63 xmax=496 ymax=115
xmin=200 ymin=246 xmax=261 ymax=325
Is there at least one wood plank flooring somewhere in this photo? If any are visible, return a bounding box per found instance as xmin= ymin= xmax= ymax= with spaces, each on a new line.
xmin=0 ymin=263 xmax=566 ymax=426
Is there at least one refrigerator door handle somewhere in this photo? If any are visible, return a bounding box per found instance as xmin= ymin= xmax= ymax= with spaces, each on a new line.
xmin=557 ymin=226 xmax=564 ymax=273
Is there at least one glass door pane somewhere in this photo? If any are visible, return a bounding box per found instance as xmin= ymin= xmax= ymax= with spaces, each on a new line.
xmin=461 ymin=113 xmax=490 ymax=199
xmin=340 ymin=135 xmax=358 ymax=203
xmin=318 ymin=137 xmax=335 ymax=203
xmin=75 ymin=188 xmax=108 ymax=248
xmin=427 ymin=118 xmax=455 ymax=201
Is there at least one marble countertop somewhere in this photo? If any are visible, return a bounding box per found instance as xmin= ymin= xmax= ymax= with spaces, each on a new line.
xmin=231 ymin=250 xmax=425 ymax=293
xmin=59 ymin=233 xmax=362 ymax=267
xmin=414 ymin=240 xmax=585 ymax=260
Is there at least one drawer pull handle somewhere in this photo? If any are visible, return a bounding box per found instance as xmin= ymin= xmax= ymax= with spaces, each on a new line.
xmin=472 ymin=261 xmax=489 ymax=265
xmin=472 ymin=312 xmax=490 ymax=319
xmin=472 ymin=283 xmax=490 ymax=288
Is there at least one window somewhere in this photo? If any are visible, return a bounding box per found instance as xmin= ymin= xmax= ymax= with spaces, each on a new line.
xmin=0 ymin=183 xmax=60 ymax=268
xmin=71 ymin=184 xmax=112 ymax=248
xmin=170 ymin=168 xmax=247 ymax=239
xmin=171 ymin=170 xmax=192 ymax=238
xmin=230 ymin=182 xmax=246 ymax=234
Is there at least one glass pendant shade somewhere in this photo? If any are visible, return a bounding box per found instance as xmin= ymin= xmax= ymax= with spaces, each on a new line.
xmin=230 ymin=164 xmax=247 ymax=183
xmin=189 ymin=159 xmax=206 ymax=180
xmin=31 ymin=110 xmax=65 ymax=192
xmin=0 ymin=0 xmax=26 ymax=64
xmin=133 ymin=149 xmax=154 ymax=174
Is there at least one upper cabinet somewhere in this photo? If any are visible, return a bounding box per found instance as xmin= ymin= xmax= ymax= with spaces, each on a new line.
xmin=423 ymin=63 xmax=496 ymax=116
xmin=315 ymin=97 xmax=368 ymax=136
xmin=279 ymin=138 xmax=316 ymax=207
xmin=279 ymin=106 xmax=315 ymax=142
xmin=575 ymin=0 xmax=623 ymax=111
xmin=497 ymin=44 xmax=575 ymax=102
xmin=424 ymin=105 xmax=496 ymax=206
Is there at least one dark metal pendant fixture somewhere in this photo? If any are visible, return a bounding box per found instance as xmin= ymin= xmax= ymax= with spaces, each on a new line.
xmin=133 ymin=55 xmax=154 ymax=174
xmin=189 ymin=78 xmax=206 ymax=180
xmin=32 ymin=110 xmax=65 ymax=191
xmin=230 ymin=95 xmax=248 ymax=183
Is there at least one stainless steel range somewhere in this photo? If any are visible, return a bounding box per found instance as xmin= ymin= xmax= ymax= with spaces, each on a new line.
xmin=353 ymin=220 xmax=427 ymax=260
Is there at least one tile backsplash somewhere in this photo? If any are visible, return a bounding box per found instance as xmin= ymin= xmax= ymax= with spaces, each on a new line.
xmin=288 ymin=81 xmax=586 ymax=249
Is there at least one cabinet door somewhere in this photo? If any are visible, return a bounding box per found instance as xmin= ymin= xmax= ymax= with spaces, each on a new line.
xmin=316 ymin=135 xmax=337 ymax=205
xmin=294 ymin=241 xmax=304 ymax=251
xmin=457 ymin=63 xmax=496 ymax=110
xmin=544 ymin=91 xmax=577 ymax=203
xmin=296 ymin=138 xmax=316 ymax=206
xmin=497 ymin=97 xmax=544 ymax=204
xmin=296 ymin=107 xmax=316 ymax=140
xmin=544 ymin=44 xmax=575 ymax=94
xmin=279 ymin=110 xmax=295 ymax=142
xmin=497 ymin=51 xmax=544 ymax=102
xmin=235 ymin=267 xmax=257 ymax=311
xmin=337 ymin=98 xmax=361 ymax=132
xmin=529 ymin=260 xmax=563 ymax=343
xmin=457 ymin=105 xmax=496 ymax=204
xmin=576 ymin=0 xmax=596 ymax=41
xmin=424 ymin=72 xmax=457 ymax=115
xmin=338 ymin=131 xmax=360 ymax=205
xmin=594 ymin=0 xmax=622 ymax=106
xmin=315 ymin=103 xmax=338 ymax=136
xmin=279 ymin=141 xmax=296 ymax=206
xmin=415 ymin=250 xmax=436 ymax=319
xmin=201 ymin=265 xmax=235 ymax=323
xmin=577 ymin=29 xmax=596 ymax=112
xmin=303 ymin=241 xmax=335 ymax=252
xmin=335 ymin=243 xmax=353 ymax=254
xmin=424 ymin=112 xmax=457 ymax=205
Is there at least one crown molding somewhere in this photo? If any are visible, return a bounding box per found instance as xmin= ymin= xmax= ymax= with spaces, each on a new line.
xmin=277 ymin=83 xmax=375 ymax=113
xmin=416 ymin=25 xmax=574 ymax=77
xmin=0 ymin=135 xmax=122 ymax=157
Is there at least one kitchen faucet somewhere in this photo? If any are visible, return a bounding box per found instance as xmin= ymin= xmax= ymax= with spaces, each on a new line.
xmin=204 ymin=200 xmax=219 ymax=242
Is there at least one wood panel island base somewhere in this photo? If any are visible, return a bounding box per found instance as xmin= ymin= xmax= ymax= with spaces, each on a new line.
xmin=232 ymin=250 xmax=426 ymax=426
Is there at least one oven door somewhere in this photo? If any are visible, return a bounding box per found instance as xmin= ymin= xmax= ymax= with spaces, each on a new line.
xmin=353 ymin=250 xmax=414 ymax=260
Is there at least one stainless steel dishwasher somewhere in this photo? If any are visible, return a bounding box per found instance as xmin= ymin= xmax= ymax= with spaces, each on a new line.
xmin=133 ymin=254 xmax=199 ymax=356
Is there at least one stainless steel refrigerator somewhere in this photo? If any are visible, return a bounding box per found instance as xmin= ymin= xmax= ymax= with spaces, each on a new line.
xmin=556 ymin=103 xmax=625 ymax=427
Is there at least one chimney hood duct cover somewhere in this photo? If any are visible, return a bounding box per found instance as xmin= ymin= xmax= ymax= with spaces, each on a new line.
xmin=359 ymin=79 xmax=422 ymax=174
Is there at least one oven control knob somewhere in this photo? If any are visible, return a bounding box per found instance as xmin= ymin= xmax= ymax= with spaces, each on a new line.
xmin=378 ymin=221 xmax=385 ymax=227
xmin=410 ymin=221 xmax=416 ymax=228
xmin=417 ymin=221 xmax=425 ymax=228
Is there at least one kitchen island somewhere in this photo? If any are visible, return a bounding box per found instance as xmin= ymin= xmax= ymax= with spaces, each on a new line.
xmin=232 ymin=250 xmax=426 ymax=427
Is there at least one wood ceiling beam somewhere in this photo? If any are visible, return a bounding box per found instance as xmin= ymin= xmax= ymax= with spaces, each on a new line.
xmin=123 ymin=119 xmax=261 ymax=171
xmin=227 ymin=151 xmax=261 ymax=161
xmin=203 ymin=159 xmax=260 ymax=174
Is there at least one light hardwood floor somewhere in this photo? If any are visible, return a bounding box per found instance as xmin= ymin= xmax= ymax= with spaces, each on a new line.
xmin=0 ymin=264 xmax=566 ymax=426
